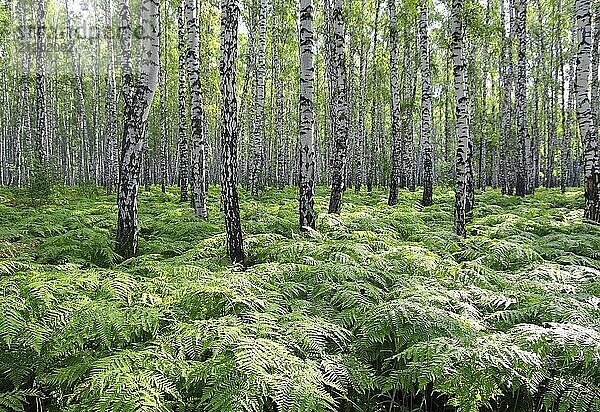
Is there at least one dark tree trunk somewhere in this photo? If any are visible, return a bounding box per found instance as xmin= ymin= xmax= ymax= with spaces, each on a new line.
xmin=327 ymin=0 xmax=349 ymax=214
xmin=220 ymin=0 xmax=245 ymax=262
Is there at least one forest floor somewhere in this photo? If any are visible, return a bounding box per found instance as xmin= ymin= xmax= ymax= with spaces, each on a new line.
xmin=0 ymin=185 xmax=599 ymax=411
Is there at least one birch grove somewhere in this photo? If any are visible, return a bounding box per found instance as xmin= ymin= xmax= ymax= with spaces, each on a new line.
xmin=0 ymin=0 xmax=597 ymax=258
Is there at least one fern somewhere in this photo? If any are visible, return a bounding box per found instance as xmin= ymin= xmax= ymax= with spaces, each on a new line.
xmin=0 ymin=186 xmax=599 ymax=411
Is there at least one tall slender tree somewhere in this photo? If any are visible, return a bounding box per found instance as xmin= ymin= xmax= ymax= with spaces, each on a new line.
xmin=451 ymin=0 xmax=470 ymax=237
xmin=299 ymin=0 xmax=316 ymax=229
xmin=575 ymin=0 xmax=600 ymax=222
xmin=220 ymin=0 xmax=245 ymax=262
xmin=18 ymin=0 xmax=32 ymax=187
xmin=177 ymin=2 xmax=189 ymax=203
xmin=159 ymin=2 xmax=168 ymax=193
xmin=387 ymin=0 xmax=402 ymax=206
xmin=250 ymin=0 xmax=267 ymax=197
xmin=402 ymin=27 xmax=416 ymax=192
xmin=366 ymin=0 xmax=381 ymax=193
xmin=355 ymin=0 xmax=366 ymax=192
xmin=186 ymin=0 xmax=208 ymax=220
xmin=116 ymin=0 xmax=160 ymax=259
xmin=34 ymin=0 xmax=47 ymax=167
xmin=499 ymin=0 xmax=512 ymax=195
xmin=105 ymin=0 xmax=117 ymax=195
xmin=275 ymin=9 xmax=285 ymax=190
xmin=419 ymin=0 xmax=433 ymax=206
xmin=515 ymin=0 xmax=528 ymax=196
xmin=327 ymin=0 xmax=349 ymax=213
xmin=400 ymin=25 xmax=417 ymax=192
xmin=64 ymin=0 xmax=91 ymax=183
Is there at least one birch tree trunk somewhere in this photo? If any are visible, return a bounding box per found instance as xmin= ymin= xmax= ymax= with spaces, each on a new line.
xmin=479 ymin=69 xmax=488 ymax=191
xmin=327 ymin=0 xmax=349 ymax=214
xmin=34 ymin=0 xmax=47 ymax=167
xmin=465 ymin=41 xmax=475 ymax=218
xmin=274 ymin=12 xmax=285 ymax=190
xmin=18 ymin=0 xmax=32 ymax=186
xmin=355 ymin=0 xmax=366 ymax=192
xmin=346 ymin=45 xmax=355 ymax=189
xmin=419 ymin=0 xmax=433 ymax=206
xmin=64 ymin=0 xmax=92 ymax=183
xmin=298 ymin=0 xmax=316 ymax=229
xmin=575 ymin=0 xmax=600 ymax=222
xmin=366 ymin=0 xmax=381 ymax=193
xmin=116 ymin=0 xmax=160 ymax=259
xmin=499 ymin=0 xmax=512 ymax=195
xmin=546 ymin=19 xmax=558 ymax=188
xmin=402 ymin=29 xmax=416 ymax=192
xmin=177 ymin=2 xmax=189 ymax=203
xmin=534 ymin=0 xmax=546 ymax=190
xmin=515 ymin=0 xmax=528 ymax=197
xmin=220 ymin=0 xmax=245 ymax=262
xmin=592 ymin=1 xmax=600 ymax=126
xmin=159 ymin=3 xmax=167 ymax=193
xmin=560 ymin=34 xmax=569 ymax=193
xmin=566 ymin=22 xmax=577 ymax=189
xmin=451 ymin=0 xmax=471 ymax=237
xmin=387 ymin=0 xmax=402 ymax=206
xmin=250 ymin=0 xmax=267 ymax=197
xmin=105 ymin=0 xmax=118 ymax=195
xmin=185 ymin=0 xmax=208 ymax=220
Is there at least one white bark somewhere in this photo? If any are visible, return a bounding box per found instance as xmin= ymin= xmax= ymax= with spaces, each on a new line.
xmin=185 ymin=0 xmax=208 ymax=220
xmin=116 ymin=0 xmax=160 ymax=258
xmin=299 ymin=0 xmax=316 ymax=229
xmin=250 ymin=0 xmax=267 ymax=197
xmin=327 ymin=0 xmax=349 ymax=213
xmin=575 ymin=0 xmax=600 ymax=221
xmin=387 ymin=0 xmax=402 ymax=206
xmin=220 ymin=0 xmax=244 ymax=262
xmin=515 ymin=0 xmax=528 ymax=196
xmin=420 ymin=1 xmax=433 ymax=206
xmin=451 ymin=0 xmax=471 ymax=237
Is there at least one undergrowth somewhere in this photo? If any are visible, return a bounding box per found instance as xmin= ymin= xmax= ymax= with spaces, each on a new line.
xmin=0 ymin=185 xmax=598 ymax=411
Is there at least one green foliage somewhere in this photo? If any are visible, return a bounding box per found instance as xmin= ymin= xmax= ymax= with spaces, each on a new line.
xmin=27 ymin=163 xmax=56 ymax=206
xmin=0 ymin=186 xmax=598 ymax=411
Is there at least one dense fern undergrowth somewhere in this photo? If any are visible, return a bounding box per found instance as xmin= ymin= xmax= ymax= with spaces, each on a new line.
xmin=0 ymin=185 xmax=599 ymax=412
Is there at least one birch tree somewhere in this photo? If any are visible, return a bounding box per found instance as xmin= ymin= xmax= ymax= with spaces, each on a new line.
xmin=105 ymin=0 xmax=117 ymax=195
xmin=34 ymin=0 xmax=47 ymax=167
xmin=419 ymin=0 xmax=433 ymax=206
xmin=327 ymin=0 xmax=349 ymax=214
xmin=402 ymin=27 xmax=416 ymax=192
xmin=355 ymin=0 xmax=366 ymax=192
xmin=116 ymin=0 xmax=160 ymax=259
xmin=186 ymin=0 xmax=208 ymax=220
xmin=515 ymin=0 xmax=528 ymax=197
xmin=177 ymin=2 xmax=189 ymax=203
xmin=159 ymin=3 xmax=167 ymax=193
xmin=275 ymin=13 xmax=285 ymax=190
xmin=250 ymin=0 xmax=267 ymax=197
xmin=299 ymin=0 xmax=316 ymax=229
xmin=64 ymin=0 xmax=92 ymax=183
xmin=451 ymin=0 xmax=471 ymax=237
xmin=387 ymin=0 xmax=402 ymax=206
xmin=499 ymin=0 xmax=512 ymax=195
xmin=220 ymin=0 xmax=245 ymax=262
xmin=388 ymin=0 xmax=402 ymax=206
xmin=18 ymin=0 xmax=32 ymax=187
xmin=575 ymin=0 xmax=600 ymax=222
